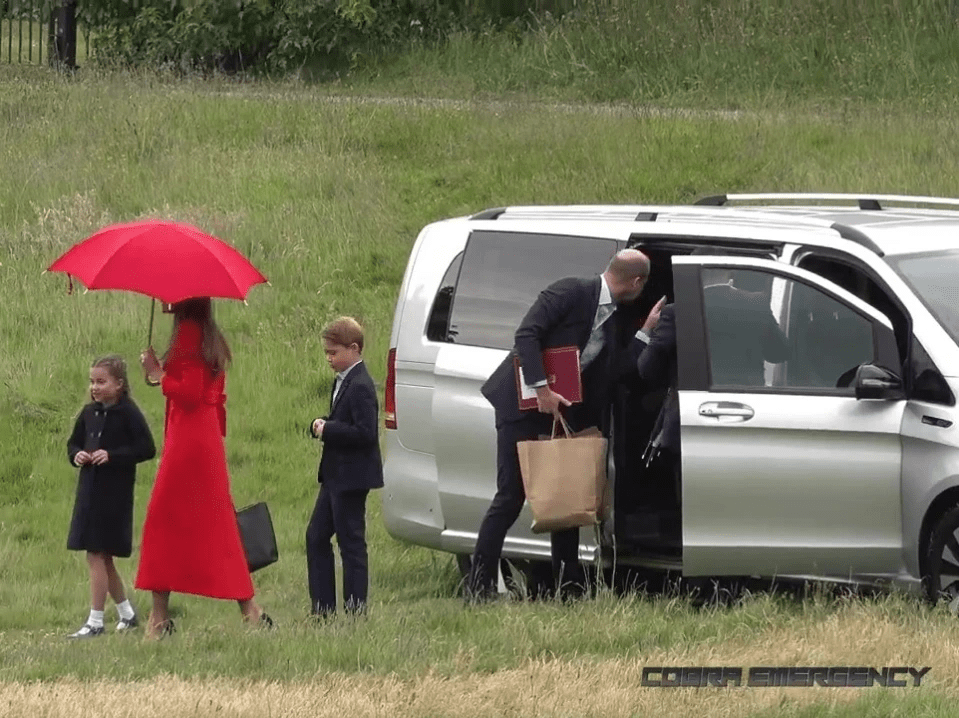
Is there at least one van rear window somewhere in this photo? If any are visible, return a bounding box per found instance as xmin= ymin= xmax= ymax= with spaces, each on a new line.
xmin=443 ymin=231 xmax=618 ymax=350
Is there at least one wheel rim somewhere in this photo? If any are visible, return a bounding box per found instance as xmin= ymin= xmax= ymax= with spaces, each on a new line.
xmin=937 ymin=528 xmax=959 ymax=607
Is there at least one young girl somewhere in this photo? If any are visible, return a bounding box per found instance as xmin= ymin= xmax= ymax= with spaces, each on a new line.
xmin=66 ymin=355 xmax=156 ymax=638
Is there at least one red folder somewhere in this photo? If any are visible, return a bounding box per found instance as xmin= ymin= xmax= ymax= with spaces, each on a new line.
xmin=514 ymin=346 xmax=583 ymax=411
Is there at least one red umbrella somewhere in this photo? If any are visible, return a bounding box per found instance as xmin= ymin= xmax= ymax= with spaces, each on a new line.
xmin=48 ymin=219 xmax=268 ymax=346
xmin=48 ymin=219 xmax=267 ymax=304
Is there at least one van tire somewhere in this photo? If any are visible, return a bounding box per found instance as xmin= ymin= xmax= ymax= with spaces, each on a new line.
xmin=923 ymin=504 xmax=959 ymax=611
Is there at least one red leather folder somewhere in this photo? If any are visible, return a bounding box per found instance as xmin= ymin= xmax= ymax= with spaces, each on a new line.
xmin=514 ymin=346 xmax=583 ymax=411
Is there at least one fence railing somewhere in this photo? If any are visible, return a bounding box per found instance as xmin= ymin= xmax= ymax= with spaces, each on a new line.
xmin=1 ymin=0 xmax=88 ymax=67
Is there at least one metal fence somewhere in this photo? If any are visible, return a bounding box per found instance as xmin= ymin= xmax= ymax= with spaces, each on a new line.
xmin=1 ymin=0 xmax=88 ymax=67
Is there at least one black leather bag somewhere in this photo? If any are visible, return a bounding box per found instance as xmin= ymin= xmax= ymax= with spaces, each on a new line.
xmin=236 ymin=502 xmax=278 ymax=572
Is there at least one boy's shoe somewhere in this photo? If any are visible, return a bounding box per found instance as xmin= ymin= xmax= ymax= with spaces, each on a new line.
xmin=67 ymin=623 xmax=104 ymax=639
xmin=116 ymin=614 xmax=139 ymax=631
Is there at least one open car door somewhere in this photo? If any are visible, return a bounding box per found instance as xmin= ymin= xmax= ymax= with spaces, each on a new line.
xmin=672 ymin=255 xmax=906 ymax=579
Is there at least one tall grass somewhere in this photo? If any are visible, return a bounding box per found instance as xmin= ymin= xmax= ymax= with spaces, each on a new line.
xmin=358 ymin=0 xmax=959 ymax=107
xmin=4 ymin=59 xmax=959 ymax=713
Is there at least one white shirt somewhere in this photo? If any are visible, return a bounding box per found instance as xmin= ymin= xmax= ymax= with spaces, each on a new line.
xmin=332 ymin=360 xmax=363 ymax=406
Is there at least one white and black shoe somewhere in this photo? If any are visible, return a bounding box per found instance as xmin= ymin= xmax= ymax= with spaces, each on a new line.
xmin=67 ymin=623 xmax=104 ymax=639
xmin=116 ymin=614 xmax=139 ymax=631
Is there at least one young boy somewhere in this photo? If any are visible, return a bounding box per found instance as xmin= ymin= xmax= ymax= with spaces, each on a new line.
xmin=306 ymin=317 xmax=383 ymax=617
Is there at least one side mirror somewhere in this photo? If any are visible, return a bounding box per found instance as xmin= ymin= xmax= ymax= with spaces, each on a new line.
xmin=854 ymin=363 xmax=905 ymax=401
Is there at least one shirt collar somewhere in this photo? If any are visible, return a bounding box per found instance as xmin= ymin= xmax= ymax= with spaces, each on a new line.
xmin=337 ymin=359 xmax=363 ymax=382
xmin=598 ymin=274 xmax=613 ymax=307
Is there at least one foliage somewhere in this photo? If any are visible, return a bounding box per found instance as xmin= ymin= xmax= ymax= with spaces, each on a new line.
xmin=74 ymin=0 xmax=523 ymax=74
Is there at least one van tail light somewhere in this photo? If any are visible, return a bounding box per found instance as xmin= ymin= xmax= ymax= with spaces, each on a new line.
xmin=385 ymin=347 xmax=397 ymax=430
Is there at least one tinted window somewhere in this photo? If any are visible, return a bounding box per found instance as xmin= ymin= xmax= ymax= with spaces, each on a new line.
xmin=426 ymin=252 xmax=463 ymax=342
xmin=891 ymin=251 xmax=959 ymax=345
xmin=701 ymin=268 xmax=875 ymax=391
xmin=910 ymin=337 xmax=955 ymax=405
xmin=447 ymin=231 xmax=618 ymax=350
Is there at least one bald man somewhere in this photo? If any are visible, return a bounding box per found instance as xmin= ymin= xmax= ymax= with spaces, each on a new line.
xmin=467 ymin=249 xmax=661 ymax=602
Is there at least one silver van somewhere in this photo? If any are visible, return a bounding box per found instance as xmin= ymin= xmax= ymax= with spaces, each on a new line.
xmin=383 ymin=194 xmax=959 ymax=604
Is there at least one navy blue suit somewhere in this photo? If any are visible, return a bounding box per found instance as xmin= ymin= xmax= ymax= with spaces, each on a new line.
xmin=469 ymin=276 xmax=625 ymax=599
xmin=306 ymin=360 xmax=383 ymax=614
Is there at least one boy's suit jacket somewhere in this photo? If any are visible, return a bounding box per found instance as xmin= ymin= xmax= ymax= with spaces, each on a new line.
xmin=317 ymin=361 xmax=384 ymax=492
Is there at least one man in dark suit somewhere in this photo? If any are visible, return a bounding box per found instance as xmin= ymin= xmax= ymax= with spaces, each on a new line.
xmin=466 ymin=249 xmax=661 ymax=601
xmin=307 ymin=317 xmax=383 ymax=617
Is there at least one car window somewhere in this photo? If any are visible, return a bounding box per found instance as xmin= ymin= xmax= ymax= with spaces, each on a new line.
xmin=796 ymin=253 xmax=909 ymax=366
xmin=444 ymin=231 xmax=619 ymax=350
xmin=426 ymin=252 xmax=463 ymax=342
xmin=910 ymin=337 xmax=955 ymax=406
xmin=701 ymin=268 xmax=875 ymax=391
xmin=890 ymin=250 xmax=959 ymax=345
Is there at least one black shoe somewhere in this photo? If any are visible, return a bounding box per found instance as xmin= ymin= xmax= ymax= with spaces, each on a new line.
xmin=259 ymin=612 xmax=275 ymax=629
xmin=67 ymin=623 xmax=104 ymax=639
xmin=116 ymin=614 xmax=139 ymax=631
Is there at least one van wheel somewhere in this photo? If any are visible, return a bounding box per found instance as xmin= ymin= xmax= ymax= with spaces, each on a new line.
xmin=923 ymin=505 xmax=959 ymax=612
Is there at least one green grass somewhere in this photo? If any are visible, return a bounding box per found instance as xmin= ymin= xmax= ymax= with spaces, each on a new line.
xmin=350 ymin=0 xmax=959 ymax=109
xmin=5 ymin=44 xmax=959 ymax=714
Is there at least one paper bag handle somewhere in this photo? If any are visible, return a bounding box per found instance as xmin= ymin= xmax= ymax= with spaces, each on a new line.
xmin=550 ymin=414 xmax=572 ymax=439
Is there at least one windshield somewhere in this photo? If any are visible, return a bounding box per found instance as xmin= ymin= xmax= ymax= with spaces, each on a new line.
xmin=891 ymin=250 xmax=959 ymax=343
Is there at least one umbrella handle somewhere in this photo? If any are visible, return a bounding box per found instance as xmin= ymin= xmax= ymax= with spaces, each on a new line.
xmin=148 ymin=298 xmax=155 ymax=347
xmin=144 ymin=299 xmax=161 ymax=387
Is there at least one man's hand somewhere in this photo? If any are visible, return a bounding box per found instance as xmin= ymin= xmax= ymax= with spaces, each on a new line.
xmin=535 ymin=386 xmax=571 ymax=417
xmin=642 ymin=296 xmax=667 ymax=334
xmin=74 ymin=451 xmax=92 ymax=466
xmin=90 ymin=450 xmax=110 ymax=465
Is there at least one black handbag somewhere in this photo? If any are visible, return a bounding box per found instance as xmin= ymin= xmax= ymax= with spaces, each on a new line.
xmin=236 ymin=502 xmax=278 ymax=572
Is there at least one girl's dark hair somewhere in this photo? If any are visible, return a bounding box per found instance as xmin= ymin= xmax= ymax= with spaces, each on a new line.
xmin=165 ymin=298 xmax=232 ymax=374
xmin=91 ymin=355 xmax=130 ymax=398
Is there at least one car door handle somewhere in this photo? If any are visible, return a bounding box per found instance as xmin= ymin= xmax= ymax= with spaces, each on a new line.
xmin=698 ymin=401 xmax=755 ymax=421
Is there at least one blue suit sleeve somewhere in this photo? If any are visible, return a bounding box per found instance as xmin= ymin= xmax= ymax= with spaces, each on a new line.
xmin=514 ymin=278 xmax=582 ymax=386
xmin=636 ymin=304 xmax=677 ymax=390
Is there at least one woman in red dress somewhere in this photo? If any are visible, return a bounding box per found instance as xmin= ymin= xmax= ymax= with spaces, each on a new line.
xmin=136 ymin=298 xmax=271 ymax=638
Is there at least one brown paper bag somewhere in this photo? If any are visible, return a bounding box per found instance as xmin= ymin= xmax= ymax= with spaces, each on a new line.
xmin=518 ymin=416 xmax=608 ymax=533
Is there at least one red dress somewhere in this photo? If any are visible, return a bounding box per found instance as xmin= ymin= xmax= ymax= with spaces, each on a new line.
xmin=135 ymin=320 xmax=254 ymax=600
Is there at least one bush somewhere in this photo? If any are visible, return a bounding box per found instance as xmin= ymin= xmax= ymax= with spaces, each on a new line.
xmin=77 ymin=0 xmax=558 ymax=75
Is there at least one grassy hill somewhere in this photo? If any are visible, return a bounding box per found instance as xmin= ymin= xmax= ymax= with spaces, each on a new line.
xmin=4 ymin=8 xmax=959 ymax=711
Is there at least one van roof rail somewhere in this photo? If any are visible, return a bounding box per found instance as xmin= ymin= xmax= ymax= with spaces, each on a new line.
xmin=695 ymin=193 xmax=959 ymax=211
xmin=470 ymin=207 xmax=507 ymax=220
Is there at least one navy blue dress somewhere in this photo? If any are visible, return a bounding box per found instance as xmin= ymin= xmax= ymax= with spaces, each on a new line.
xmin=66 ymin=396 xmax=156 ymax=557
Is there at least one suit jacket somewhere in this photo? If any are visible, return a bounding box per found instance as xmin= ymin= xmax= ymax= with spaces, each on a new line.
xmin=315 ymin=361 xmax=384 ymax=491
xmin=703 ymin=283 xmax=789 ymax=386
xmin=481 ymin=275 xmax=622 ymax=430
xmin=633 ymin=303 xmax=679 ymax=454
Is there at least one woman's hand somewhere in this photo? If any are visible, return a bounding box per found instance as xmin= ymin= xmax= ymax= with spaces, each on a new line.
xmin=140 ymin=347 xmax=162 ymax=386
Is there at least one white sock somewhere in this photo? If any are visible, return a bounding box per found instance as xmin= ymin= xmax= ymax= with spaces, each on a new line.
xmin=117 ymin=600 xmax=135 ymax=621
xmin=87 ymin=609 xmax=104 ymax=629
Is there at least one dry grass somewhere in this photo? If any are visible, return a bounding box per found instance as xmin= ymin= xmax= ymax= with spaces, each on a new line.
xmin=3 ymin=601 xmax=957 ymax=717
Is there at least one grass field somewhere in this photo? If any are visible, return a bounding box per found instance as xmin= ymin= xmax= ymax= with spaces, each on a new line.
xmin=5 ymin=24 xmax=959 ymax=714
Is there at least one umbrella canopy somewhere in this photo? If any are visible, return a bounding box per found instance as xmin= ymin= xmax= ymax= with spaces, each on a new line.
xmin=47 ymin=219 xmax=267 ymax=304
